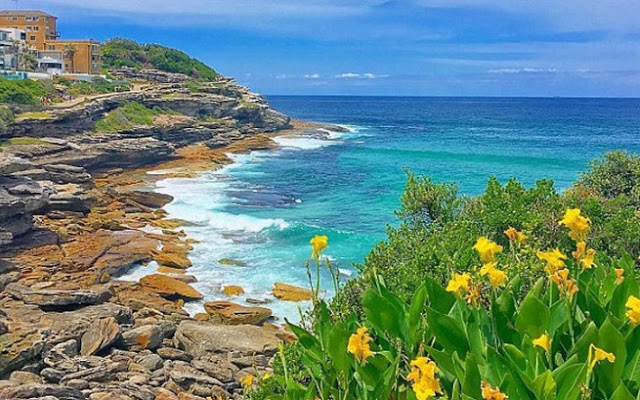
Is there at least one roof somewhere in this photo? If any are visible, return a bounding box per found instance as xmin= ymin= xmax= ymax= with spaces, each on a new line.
xmin=52 ymin=39 xmax=101 ymax=44
xmin=0 ymin=10 xmax=56 ymax=18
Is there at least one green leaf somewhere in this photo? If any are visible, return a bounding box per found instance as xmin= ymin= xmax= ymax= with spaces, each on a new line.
xmin=549 ymin=300 xmax=569 ymax=337
xmin=362 ymin=287 xmax=408 ymax=341
xmin=286 ymin=322 xmax=325 ymax=362
xmin=555 ymin=363 xmax=587 ymax=400
xmin=408 ymin=282 xmax=428 ymax=346
xmin=623 ymin=347 xmax=640 ymax=385
xmin=515 ymin=291 xmax=550 ymax=338
xmin=426 ymin=307 xmax=469 ymax=356
xmin=568 ymin=322 xmax=598 ymax=361
xmin=462 ymin=354 xmax=482 ymax=399
xmin=532 ymin=370 xmax=557 ymax=400
xmin=425 ymin=276 xmax=456 ymax=314
xmin=596 ymin=317 xmax=627 ymax=396
xmin=327 ymin=322 xmax=352 ymax=373
xmin=610 ymin=383 xmax=635 ymax=400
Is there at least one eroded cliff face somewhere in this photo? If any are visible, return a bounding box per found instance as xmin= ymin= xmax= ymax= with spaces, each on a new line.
xmin=0 ymin=70 xmax=291 ymax=250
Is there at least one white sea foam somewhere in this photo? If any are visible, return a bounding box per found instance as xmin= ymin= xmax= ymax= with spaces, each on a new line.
xmin=272 ymin=135 xmax=337 ymax=150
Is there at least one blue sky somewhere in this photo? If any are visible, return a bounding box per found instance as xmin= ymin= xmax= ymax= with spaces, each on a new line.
xmin=12 ymin=0 xmax=640 ymax=96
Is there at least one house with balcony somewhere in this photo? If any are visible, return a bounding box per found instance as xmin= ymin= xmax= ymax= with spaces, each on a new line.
xmin=0 ymin=28 xmax=26 ymax=70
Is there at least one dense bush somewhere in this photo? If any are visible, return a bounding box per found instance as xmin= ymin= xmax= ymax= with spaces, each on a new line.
xmin=55 ymin=77 xmax=131 ymax=97
xmin=102 ymin=38 xmax=219 ymax=80
xmin=0 ymin=78 xmax=54 ymax=105
xmin=95 ymin=101 xmax=174 ymax=132
xmin=247 ymin=152 xmax=640 ymax=400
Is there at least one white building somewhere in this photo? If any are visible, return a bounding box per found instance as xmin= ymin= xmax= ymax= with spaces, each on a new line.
xmin=0 ymin=28 xmax=26 ymax=70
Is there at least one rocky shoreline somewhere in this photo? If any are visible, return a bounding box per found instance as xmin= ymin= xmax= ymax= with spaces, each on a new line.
xmin=0 ymin=68 xmax=346 ymax=399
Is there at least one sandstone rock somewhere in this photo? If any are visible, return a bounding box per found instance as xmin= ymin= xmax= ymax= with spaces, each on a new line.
xmin=157 ymin=266 xmax=186 ymax=275
xmin=9 ymin=370 xmax=43 ymax=385
xmin=121 ymin=325 xmax=163 ymax=351
xmin=0 ymin=154 xmax=33 ymax=174
xmin=223 ymin=285 xmax=244 ymax=296
xmin=156 ymin=347 xmax=192 ymax=362
xmin=204 ymin=301 xmax=271 ymax=325
xmin=175 ymin=321 xmax=280 ymax=358
xmin=218 ymin=258 xmax=247 ymax=267
xmin=139 ymin=274 xmax=203 ymax=300
xmin=124 ymin=190 xmax=173 ymax=208
xmin=135 ymin=353 xmax=163 ymax=371
xmin=152 ymin=252 xmax=192 ymax=269
xmin=0 ymin=384 xmax=85 ymax=400
xmin=66 ymin=378 xmax=89 ymax=390
xmin=272 ymin=282 xmax=313 ymax=302
xmin=155 ymin=388 xmax=179 ymax=400
xmin=80 ymin=317 xmax=121 ymax=356
xmin=6 ymin=283 xmax=113 ymax=309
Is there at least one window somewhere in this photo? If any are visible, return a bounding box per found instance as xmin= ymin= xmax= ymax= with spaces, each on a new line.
xmin=48 ymin=45 xmax=55 ymax=50
xmin=30 ymin=35 xmax=36 ymax=41
xmin=26 ymin=26 xmax=32 ymax=31
xmin=33 ymin=26 xmax=39 ymax=31
xmin=25 ymin=16 xmax=32 ymax=21
xmin=11 ymin=17 xmax=17 ymax=21
xmin=33 ymin=16 xmax=39 ymax=21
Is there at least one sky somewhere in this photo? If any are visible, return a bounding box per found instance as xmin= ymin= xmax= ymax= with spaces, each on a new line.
xmin=9 ymin=0 xmax=640 ymax=96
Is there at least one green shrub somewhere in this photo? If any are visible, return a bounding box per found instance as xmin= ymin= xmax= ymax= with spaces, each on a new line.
xmin=261 ymin=215 xmax=640 ymax=399
xmin=102 ymin=38 xmax=219 ymax=80
xmin=576 ymin=151 xmax=640 ymax=206
xmin=0 ymin=78 xmax=54 ymax=105
xmin=95 ymin=101 xmax=172 ymax=132
xmin=63 ymin=77 xmax=131 ymax=97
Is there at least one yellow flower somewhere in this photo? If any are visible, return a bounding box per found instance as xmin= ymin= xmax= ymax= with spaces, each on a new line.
xmin=559 ymin=208 xmax=591 ymax=242
xmin=480 ymin=263 xmax=508 ymax=289
xmin=581 ymin=248 xmax=596 ymax=270
xmin=481 ymin=381 xmax=509 ymax=400
xmin=572 ymin=241 xmax=586 ymax=261
xmin=310 ymin=235 xmax=328 ymax=259
xmin=474 ymin=237 xmax=503 ymax=263
xmin=533 ymin=333 xmax=550 ymax=353
xmin=626 ymin=295 xmax=640 ymax=325
xmin=615 ymin=268 xmax=625 ymax=284
xmin=261 ymin=372 xmax=271 ymax=380
xmin=504 ymin=227 xmax=526 ymax=244
xmin=408 ymin=357 xmax=442 ymax=400
xmin=347 ymin=326 xmax=374 ymax=364
xmin=550 ymin=269 xmax=578 ymax=301
xmin=240 ymin=374 xmax=255 ymax=388
xmin=537 ymin=248 xmax=567 ymax=275
xmin=446 ymin=273 xmax=471 ymax=294
xmin=588 ymin=344 xmax=615 ymax=370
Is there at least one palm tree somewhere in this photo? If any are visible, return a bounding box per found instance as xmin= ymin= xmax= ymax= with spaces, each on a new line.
xmin=19 ymin=53 xmax=37 ymax=72
xmin=62 ymin=44 xmax=76 ymax=74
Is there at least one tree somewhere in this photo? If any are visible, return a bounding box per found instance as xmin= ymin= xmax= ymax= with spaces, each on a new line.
xmin=62 ymin=44 xmax=76 ymax=73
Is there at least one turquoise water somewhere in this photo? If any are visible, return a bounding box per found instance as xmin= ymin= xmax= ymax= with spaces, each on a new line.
xmin=138 ymin=97 xmax=640 ymax=318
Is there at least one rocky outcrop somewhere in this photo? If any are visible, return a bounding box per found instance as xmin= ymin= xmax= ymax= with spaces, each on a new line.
xmin=203 ymin=301 xmax=272 ymax=325
xmin=272 ymin=282 xmax=313 ymax=302
xmin=140 ymin=274 xmax=203 ymax=300
xmin=5 ymin=283 xmax=113 ymax=309
xmin=175 ymin=321 xmax=280 ymax=358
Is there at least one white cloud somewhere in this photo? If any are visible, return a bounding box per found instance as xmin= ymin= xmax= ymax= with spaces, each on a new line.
xmin=304 ymin=73 xmax=321 ymax=79
xmin=335 ymin=72 xmax=389 ymax=79
xmin=488 ymin=67 xmax=558 ymax=74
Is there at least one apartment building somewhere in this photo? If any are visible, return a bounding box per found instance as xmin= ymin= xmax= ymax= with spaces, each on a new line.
xmin=0 ymin=10 xmax=101 ymax=75
xmin=0 ymin=10 xmax=58 ymax=50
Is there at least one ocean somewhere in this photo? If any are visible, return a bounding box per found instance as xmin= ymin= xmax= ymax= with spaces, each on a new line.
xmin=124 ymin=96 xmax=640 ymax=319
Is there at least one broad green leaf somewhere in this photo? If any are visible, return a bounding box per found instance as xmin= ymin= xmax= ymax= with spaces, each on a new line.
xmin=426 ymin=307 xmax=469 ymax=356
xmin=596 ymin=317 xmax=627 ymax=396
xmin=532 ymin=370 xmax=557 ymax=400
xmin=515 ymin=291 xmax=550 ymax=338
xmin=549 ymin=299 xmax=569 ymax=337
xmin=327 ymin=322 xmax=352 ymax=373
xmin=568 ymin=322 xmax=598 ymax=361
xmin=362 ymin=287 xmax=408 ymax=341
xmin=610 ymin=383 xmax=635 ymax=400
xmin=555 ymin=363 xmax=587 ymax=400
xmin=425 ymin=276 xmax=456 ymax=314
xmin=462 ymin=354 xmax=482 ymax=399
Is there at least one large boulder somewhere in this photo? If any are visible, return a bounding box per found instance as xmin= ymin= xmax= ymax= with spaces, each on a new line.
xmin=80 ymin=316 xmax=121 ymax=356
xmin=121 ymin=324 xmax=164 ymax=351
xmin=0 ymin=384 xmax=85 ymax=399
xmin=124 ymin=190 xmax=173 ymax=208
xmin=175 ymin=321 xmax=280 ymax=358
xmin=5 ymin=283 xmax=113 ymax=309
xmin=272 ymin=282 xmax=313 ymax=302
xmin=152 ymin=251 xmax=192 ymax=269
xmin=139 ymin=274 xmax=203 ymax=300
xmin=203 ymin=301 xmax=271 ymax=325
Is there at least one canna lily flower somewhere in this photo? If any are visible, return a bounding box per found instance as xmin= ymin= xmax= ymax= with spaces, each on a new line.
xmin=537 ymin=248 xmax=567 ymax=275
xmin=559 ymin=208 xmax=591 ymax=242
xmin=347 ymin=327 xmax=375 ymax=364
xmin=581 ymin=248 xmax=596 ymax=270
xmin=572 ymin=241 xmax=586 ymax=261
xmin=615 ymin=268 xmax=625 ymax=284
xmin=481 ymin=381 xmax=509 ymax=400
xmin=626 ymin=295 xmax=640 ymax=325
xmin=588 ymin=344 xmax=615 ymax=370
xmin=474 ymin=237 xmax=503 ymax=263
xmin=408 ymin=357 xmax=442 ymax=400
xmin=446 ymin=273 xmax=471 ymax=295
xmin=310 ymin=235 xmax=328 ymax=260
xmin=465 ymin=281 xmax=482 ymax=306
xmin=504 ymin=227 xmax=526 ymax=244
xmin=480 ymin=263 xmax=508 ymax=289
xmin=533 ymin=333 xmax=551 ymax=353
xmin=550 ymin=269 xmax=578 ymax=301
xmin=240 ymin=374 xmax=255 ymax=388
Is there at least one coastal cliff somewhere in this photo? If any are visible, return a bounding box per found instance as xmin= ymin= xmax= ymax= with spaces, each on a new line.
xmin=0 ymin=61 xmax=332 ymax=399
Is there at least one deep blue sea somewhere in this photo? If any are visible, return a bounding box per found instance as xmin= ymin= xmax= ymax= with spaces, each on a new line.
xmin=127 ymin=97 xmax=640 ymax=318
